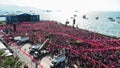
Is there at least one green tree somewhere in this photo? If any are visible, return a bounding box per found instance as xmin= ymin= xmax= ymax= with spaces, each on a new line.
xmin=0 ymin=51 xmax=23 ymax=68
xmin=0 ymin=50 xmax=4 ymax=66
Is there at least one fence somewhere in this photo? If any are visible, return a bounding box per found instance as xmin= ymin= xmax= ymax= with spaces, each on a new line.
xmin=0 ymin=32 xmax=43 ymax=68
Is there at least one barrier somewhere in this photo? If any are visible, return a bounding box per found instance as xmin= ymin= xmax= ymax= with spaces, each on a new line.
xmin=0 ymin=32 xmax=43 ymax=68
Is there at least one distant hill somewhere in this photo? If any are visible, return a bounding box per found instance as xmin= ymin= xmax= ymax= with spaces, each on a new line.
xmin=0 ymin=4 xmax=42 ymax=15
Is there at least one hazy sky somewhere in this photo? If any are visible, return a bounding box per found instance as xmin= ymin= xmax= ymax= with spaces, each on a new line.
xmin=0 ymin=0 xmax=120 ymax=11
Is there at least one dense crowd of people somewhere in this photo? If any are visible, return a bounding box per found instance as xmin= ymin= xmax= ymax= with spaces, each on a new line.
xmin=3 ymin=21 xmax=120 ymax=68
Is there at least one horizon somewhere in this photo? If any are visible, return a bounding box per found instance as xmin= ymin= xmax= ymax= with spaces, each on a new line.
xmin=0 ymin=0 xmax=120 ymax=12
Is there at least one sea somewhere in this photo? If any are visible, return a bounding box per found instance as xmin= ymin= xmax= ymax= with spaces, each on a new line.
xmin=0 ymin=11 xmax=120 ymax=38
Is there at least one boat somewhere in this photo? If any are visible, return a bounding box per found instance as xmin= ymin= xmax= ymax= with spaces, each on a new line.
xmin=117 ymin=21 xmax=120 ymax=24
xmin=95 ymin=17 xmax=99 ymax=20
xmin=83 ymin=15 xmax=88 ymax=19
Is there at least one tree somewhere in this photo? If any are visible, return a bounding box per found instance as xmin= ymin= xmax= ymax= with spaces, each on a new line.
xmin=0 ymin=51 xmax=24 ymax=68
xmin=0 ymin=51 xmax=4 ymax=65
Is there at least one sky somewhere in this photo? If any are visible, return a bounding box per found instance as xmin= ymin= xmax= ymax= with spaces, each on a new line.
xmin=0 ymin=0 xmax=120 ymax=11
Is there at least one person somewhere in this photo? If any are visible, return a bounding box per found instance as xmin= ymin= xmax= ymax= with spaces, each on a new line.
xmin=13 ymin=23 xmax=16 ymax=32
xmin=65 ymin=19 xmax=69 ymax=26
xmin=72 ymin=18 xmax=76 ymax=28
xmin=76 ymin=25 xmax=79 ymax=28
xmin=24 ymin=64 xmax=28 ymax=68
xmin=83 ymin=15 xmax=86 ymax=19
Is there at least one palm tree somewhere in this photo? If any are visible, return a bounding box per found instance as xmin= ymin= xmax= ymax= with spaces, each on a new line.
xmin=0 ymin=51 xmax=4 ymax=64
xmin=0 ymin=50 xmax=4 ymax=55
xmin=0 ymin=51 xmax=23 ymax=68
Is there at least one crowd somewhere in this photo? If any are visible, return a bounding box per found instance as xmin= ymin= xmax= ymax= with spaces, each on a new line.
xmin=3 ymin=21 xmax=120 ymax=68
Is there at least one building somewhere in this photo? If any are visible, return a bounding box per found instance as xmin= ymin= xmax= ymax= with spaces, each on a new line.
xmin=6 ymin=13 xmax=40 ymax=24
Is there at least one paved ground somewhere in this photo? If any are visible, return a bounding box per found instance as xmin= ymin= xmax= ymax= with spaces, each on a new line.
xmin=21 ymin=43 xmax=33 ymax=68
xmin=21 ymin=43 xmax=32 ymax=53
xmin=21 ymin=43 xmax=52 ymax=68
xmin=40 ymin=56 xmax=51 ymax=68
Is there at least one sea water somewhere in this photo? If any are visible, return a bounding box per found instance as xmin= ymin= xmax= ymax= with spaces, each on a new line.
xmin=38 ymin=11 xmax=120 ymax=38
xmin=0 ymin=11 xmax=120 ymax=38
xmin=0 ymin=17 xmax=5 ymax=21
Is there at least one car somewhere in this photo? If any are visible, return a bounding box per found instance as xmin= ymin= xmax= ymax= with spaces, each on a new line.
xmin=29 ymin=45 xmax=40 ymax=54
xmin=33 ymin=51 xmax=39 ymax=58
xmin=15 ymin=36 xmax=29 ymax=44
xmin=2 ymin=50 xmax=13 ymax=57
xmin=50 ymin=54 xmax=66 ymax=67
xmin=29 ymin=39 xmax=49 ymax=54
